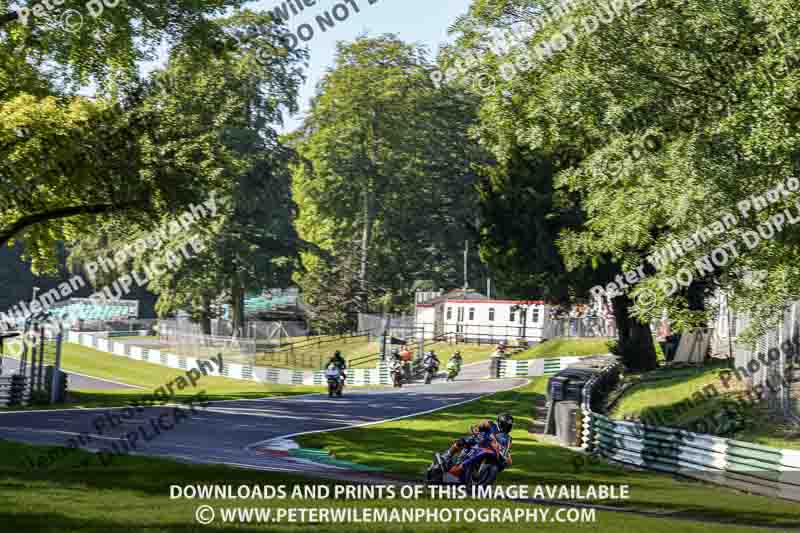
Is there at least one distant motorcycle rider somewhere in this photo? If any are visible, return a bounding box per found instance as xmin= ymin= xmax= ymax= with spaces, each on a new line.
xmin=328 ymin=350 xmax=347 ymax=382
xmin=437 ymin=413 xmax=514 ymax=467
xmin=446 ymin=351 xmax=463 ymax=381
xmin=423 ymin=350 xmax=440 ymax=369
xmin=388 ymin=350 xmax=404 ymax=387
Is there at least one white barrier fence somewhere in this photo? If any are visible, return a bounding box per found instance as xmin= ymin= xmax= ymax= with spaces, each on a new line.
xmin=68 ymin=332 xmax=604 ymax=386
xmin=496 ymin=355 xmax=611 ymax=378
xmin=67 ymin=332 xmax=400 ymax=387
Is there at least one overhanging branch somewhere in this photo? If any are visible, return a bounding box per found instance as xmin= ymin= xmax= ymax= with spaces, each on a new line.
xmin=0 ymin=201 xmax=143 ymax=247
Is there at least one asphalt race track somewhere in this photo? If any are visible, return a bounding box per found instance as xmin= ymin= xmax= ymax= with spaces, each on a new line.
xmin=0 ymin=372 xmax=528 ymax=476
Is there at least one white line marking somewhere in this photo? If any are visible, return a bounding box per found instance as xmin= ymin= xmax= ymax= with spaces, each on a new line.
xmin=246 ymin=378 xmax=530 ymax=450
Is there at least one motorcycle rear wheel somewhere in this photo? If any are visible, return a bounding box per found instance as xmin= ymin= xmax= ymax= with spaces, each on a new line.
xmin=465 ymin=460 xmax=499 ymax=486
xmin=424 ymin=463 xmax=444 ymax=485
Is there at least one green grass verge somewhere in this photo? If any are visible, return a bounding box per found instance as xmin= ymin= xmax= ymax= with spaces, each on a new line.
xmin=297 ymin=378 xmax=799 ymax=527
xmin=257 ymin=337 xmax=380 ymax=369
xmin=610 ymin=362 xmax=800 ymax=450
xmin=0 ymin=343 xmax=323 ymax=410
xmin=423 ymin=343 xmax=497 ymax=366
xmin=611 ymin=364 xmax=728 ymax=420
xmin=110 ymin=335 xmax=160 ymax=341
xmin=0 ymin=438 xmax=788 ymax=532
xmin=347 ymin=342 xmax=497 ymax=369
xmin=510 ymin=338 xmax=613 ymax=360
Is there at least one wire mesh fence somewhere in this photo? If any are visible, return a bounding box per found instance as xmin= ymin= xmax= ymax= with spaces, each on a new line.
xmin=73 ymin=318 xmax=158 ymax=333
xmin=157 ymin=321 xmax=257 ymax=366
xmin=255 ymin=333 xmax=376 ymax=370
xmin=357 ymin=313 xmax=415 ymax=341
xmin=542 ymin=317 xmax=617 ymax=339
xmin=157 ymin=318 xmax=307 ymax=342
xmin=715 ymin=298 xmax=799 ymax=421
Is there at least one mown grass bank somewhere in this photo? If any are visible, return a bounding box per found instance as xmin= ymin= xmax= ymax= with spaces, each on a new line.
xmin=611 ymin=362 xmax=800 ymax=450
xmin=510 ymin=338 xmax=613 ymax=360
xmin=0 ymin=343 xmax=322 ymax=410
xmin=0 ymin=438 xmax=790 ymax=533
xmin=298 ymin=378 xmax=799 ymax=527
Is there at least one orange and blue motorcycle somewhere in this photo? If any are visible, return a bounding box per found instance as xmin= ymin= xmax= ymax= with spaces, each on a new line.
xmin=425 ymin=432 xmax=512 ymax=486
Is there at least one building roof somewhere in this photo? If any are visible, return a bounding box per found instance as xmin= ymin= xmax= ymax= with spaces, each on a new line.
xmin=417 ymin=288 xmax=487 ymax=306
xmin=416 ymin=288 xmax=546 ymax=307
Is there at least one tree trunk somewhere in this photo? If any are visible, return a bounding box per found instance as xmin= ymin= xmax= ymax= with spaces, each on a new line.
xmin=611 ymin=293 xmax=658 ymax=372
xmin=200 ymin=297 xmax=212 ymax=336
xmin=359 ymin=186 xmax=375 ymax=304
xmin=611 ymin=295 xmax=631 ymax=346
xmin=230 ymin=283 xmax=245 ymax=337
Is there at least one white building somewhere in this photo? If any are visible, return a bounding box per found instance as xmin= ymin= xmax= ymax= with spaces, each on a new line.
xmin=414 ymin=289 xmax=553 ymax=342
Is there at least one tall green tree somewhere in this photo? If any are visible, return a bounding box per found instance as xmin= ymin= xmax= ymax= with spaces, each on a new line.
xmin=0 ymin=1 xmax=294 ymax=272
xmin=66 ymin=12 xmax=306 ymax=334
xmin=451 ymin=0 xmax=800 ymax=368
xmin=292 ymin=34 xmax=490 ymax=320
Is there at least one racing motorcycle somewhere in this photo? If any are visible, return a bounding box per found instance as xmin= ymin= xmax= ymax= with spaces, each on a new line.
xmin=389 ymin=359 xmax=403 ymax=388
xmin=423 ymin=355 xmax=439 ymax=384
xmin=425 ymin=432 xmax=512 ymax=486
xmin=446 ymin=358 xmax=462 ymax=382
xmin=325 ymin=364 xmax=344 ymax=397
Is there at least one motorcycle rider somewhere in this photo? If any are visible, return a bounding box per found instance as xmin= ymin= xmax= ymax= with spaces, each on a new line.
xmin=423 ymin=350 xmax=441 ymax=383
xmin=388 ymin=350 xmax=403 ymax=386
xmin=327 ymin=350 xmax=347 ymax=384
xmin=437 ymin=413 xmax=514 ymax=468
xmin=446 ymin=351 xmax=463 ymax=381
xmin=423 ymin=350 xmax=440 ymax=370
xmin=495 ymin=341 xmax=507 ymax=356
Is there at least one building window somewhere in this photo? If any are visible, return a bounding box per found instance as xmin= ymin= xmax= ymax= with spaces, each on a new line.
xmin=446 ymin=307 xmax=452 ymax=320
xmin=532 ymin=308 xmax=540 ymax=324
xmin=488 ymin=308 xmax=495 ymax=321
xmin=469 ymin=308 xmax=475 ymax=321
xmin=510 ymin=309 xmax=516 ymax=323
xmin=457 ymin=307 xmax=465 ymax=322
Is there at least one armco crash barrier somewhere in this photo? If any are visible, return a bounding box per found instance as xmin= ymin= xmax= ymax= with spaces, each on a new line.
xmin=494 ymin=354 xmax=613 ymax=379
xmin=66 ymin=331 xmax=414 ymax=387
xmin=580 ymin=361 xmax=800 ymax=501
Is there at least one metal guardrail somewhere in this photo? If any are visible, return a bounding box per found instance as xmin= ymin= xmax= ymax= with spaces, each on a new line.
xmin=0 ymin=375 xmax=31 ymax=407
xmin=494 ymin=354 xmax=615 ymax=379
xmin=580 ymin=361 xmax=800 ymax=501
